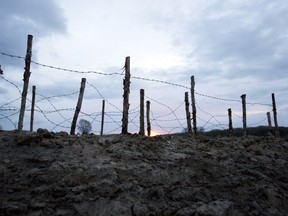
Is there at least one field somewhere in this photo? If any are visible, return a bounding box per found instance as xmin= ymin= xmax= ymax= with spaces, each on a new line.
xmin=0 ymin=130 xmax=288 ymax=215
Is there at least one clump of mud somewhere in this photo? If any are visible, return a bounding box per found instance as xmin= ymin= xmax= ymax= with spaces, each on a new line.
xmin=0 ymin=129 xmax=287 ymax=215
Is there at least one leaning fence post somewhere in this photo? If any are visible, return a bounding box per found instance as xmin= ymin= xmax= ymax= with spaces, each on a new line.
xmin=30 ymin=85 xmax=36 ymax=132
xmin=100 ymin=100 xmax=105 ymax=136
xmin=267 ymin=112 xmax=272 ymax=133
xmin=228 ymin=108 xmax=233 ymax=133
xmin=272 ymin=93 xmax=280 ymax=138
xmin=18 ymin=34 xmax=33 ymax=131
xmin=190 ymin=76 xmax=197 ymax=134
xmin=121 ymin=56 xmax=131 ymax=134
xmin=146 ymin=101 xmax=151 ymax=137
xmin=185 ymin=92 xmax=192 ymax=134
xmin=139 ymin=89 xmax=145 ymax=135
xmin=70 ymin=78 xmax=86 ymax=135
xmin=241 ymin=94 xmax=247 ymax=136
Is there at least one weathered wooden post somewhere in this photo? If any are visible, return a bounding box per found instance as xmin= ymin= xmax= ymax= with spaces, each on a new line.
xmin=228 ymin=108 xmax=233 ymax=133
xmin=267 ymin=112 xmax=272 ymax=133
xmin=100 ymin=100 xmax=105 ymax=136
xmin=272 ymin=93 xmax=280 ymax=138
xmin=121 ymin=56 xmax=131 ymax=134
xmin=241 ymin=94 xmax=247 ymax=136
xmin=185 ymin=92 xmax=192 ymax=134
xmin=18 ymin=34 xmax=33 ymax=131
xmin=0 ymin=65 xmax=3 ymax=75
xmin=70 ymin=78 xmax=86 ymax=135
xmin=30 ymin=85 xmax=36 ymax=132
xmin=146 ymin=101 xmax=151 ymax=137
xmin=139 ymin=89 xmax=145 ymax=135
xmin=190 ymin=76 xmax=197 ymax=134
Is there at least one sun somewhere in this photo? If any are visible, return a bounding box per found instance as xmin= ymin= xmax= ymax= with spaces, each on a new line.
xmin=148 ymin=130 xmax=160 ymax=137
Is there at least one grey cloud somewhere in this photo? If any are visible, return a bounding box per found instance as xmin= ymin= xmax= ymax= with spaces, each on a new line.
xmin=0 ymin=0 xmax=66 ymax=66
xmin=191 ymin=1 xmax=288 ymax=80
xmin=0 ymin=87 xmax=8 ymax=94
xmin=149 ymin=1 xmax=288 ymax=81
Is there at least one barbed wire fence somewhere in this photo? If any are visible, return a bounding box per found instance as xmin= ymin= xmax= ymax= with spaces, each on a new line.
xmin=0 ymin=49 xmax=279 ymax=136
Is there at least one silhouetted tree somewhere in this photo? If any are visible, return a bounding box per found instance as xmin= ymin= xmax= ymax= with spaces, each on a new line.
xmin=77 ymin=119 xmax=92 ymax=135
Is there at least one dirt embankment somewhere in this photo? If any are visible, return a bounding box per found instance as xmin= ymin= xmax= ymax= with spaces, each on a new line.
xmin=0 ymin=129 xmax=288 ymax=215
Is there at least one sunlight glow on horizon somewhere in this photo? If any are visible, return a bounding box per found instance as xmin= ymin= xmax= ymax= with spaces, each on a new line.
xmin=148 ymin=130 xmax=161 ymax=137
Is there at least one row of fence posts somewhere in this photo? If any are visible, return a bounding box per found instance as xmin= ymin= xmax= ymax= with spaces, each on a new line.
xmin=229 ymin=93 xmax=279 ymax=137
xmin=17 ymin=34 xmax=280 ymax=137
xmin=134 ymin=81 xmax=280 ymax=138
xmin=27 ymin=79 xmax=281 ymax=138
xmin=27 ymin=76 xmax=280 ymax=137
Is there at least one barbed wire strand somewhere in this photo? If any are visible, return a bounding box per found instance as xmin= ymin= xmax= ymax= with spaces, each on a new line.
xmin=0 ymin=51 xmax=25 ymax=60
xmin=49 ymin=112 xmax=97 ymax=131
xmin=151 ymin=117 xmax=187 ymax=122
xmin=35 ymin=91 xmax=79 ymax=104
xmin=0 ymin=76 xmax=21 ymax=95
xmin=106 ymin=126 xmax=122 ymax=134
xmin=30 ymin=108 xmax=75 ymax=115
xmin=0 ymin=97 xmax=21 ymax=109
xmin=195 ymin=92 xmax=272 ymax=107
xmin=0 ymin=107 xmax=20 ymax=111
xmin=205 ymin=123 xmax=229 ymax=131
xmin=196 ymin=103 xmax=226 ymax=130
xmin=128 ymin=113 xmax=141 ymax=129
xmin=131 ymin=76 xmax=189 ymax=89
xmin=1 ymin=50 xmax=272 ymax=108
xmin=150 ymin=110 xmax=170 ymax=134
xmin=86 ymin=81 xmax=122 ymax=112
xmin=0 ymin=112 xmax=18 ymax=129
xmin=35 ymin=92 xmax=72 ymax=123
xmin=26 ymin=98 xmax=71 ymax=130
xmin=87 ymin=81 xmax=141 ymax=127
xmin=232 ymin=111 xmax=243 ymax=119
xmin=248 ymin=116 xmax=268 ymax=127
xmin=31 ymin=61 xmax=124 ymax=76
xmin=197 ymin=115 xmax=227 ymax=131
xmin=79 ymin=111 xmax=103 ymax=125
xmin=0 ymin=110 xmax=19 ymax=120
xmin=145 ymin=95 xmax=185 ymax=128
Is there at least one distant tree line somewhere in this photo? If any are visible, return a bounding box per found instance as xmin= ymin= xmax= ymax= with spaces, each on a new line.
xmin=203 ymin=126 xmax=288 ymax=138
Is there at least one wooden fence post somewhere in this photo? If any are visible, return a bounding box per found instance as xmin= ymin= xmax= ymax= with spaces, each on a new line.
xmin=100 ymin=100 xmax=105 ymax=136
xmin=18 ymin=34 xmax=33 ymax=131
xmin=272 ymin=93 xmax=280 ymax=138
xmin=241 ymin=94 xmax=247 ymax=136
xmin=70 ymin=78 xmax=86 ymax=135
xmin=139 ymin=89 xmax=145 ymax=135
xmin=190 ymin=76 xmax=197 ymax=134
xmin=228 ymin=108 xmax=233 ymax=133
xmin=122 ymin=56 xmax=131 ymax=134
xmin=146 ymin=101 xmax=151 ymax=137
xmin=267 ymin=112 xmax=272 ymax=133
xmin=185 ymin=92 xmax=192 ymax=134
xmin=30 ymin=85 xmax=36 ymax=132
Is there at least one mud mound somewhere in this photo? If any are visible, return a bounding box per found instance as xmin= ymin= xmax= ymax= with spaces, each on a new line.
xmin=0 ymin=130 xmax=288 ymax=215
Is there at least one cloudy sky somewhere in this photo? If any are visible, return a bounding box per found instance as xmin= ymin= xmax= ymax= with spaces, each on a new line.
xmin=1 ymin=0 xmax=288 ymax=134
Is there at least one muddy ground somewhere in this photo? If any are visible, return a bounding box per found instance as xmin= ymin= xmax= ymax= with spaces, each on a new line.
xmin=0 ymin=129 xmax=288 ymax=216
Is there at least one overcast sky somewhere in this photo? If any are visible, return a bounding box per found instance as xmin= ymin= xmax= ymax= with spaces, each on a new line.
xmin=1 ymin=0 xmax=288 ymax=134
